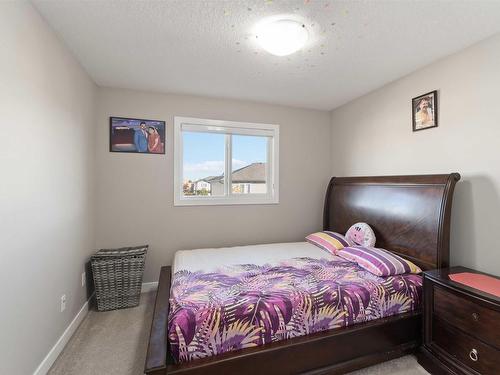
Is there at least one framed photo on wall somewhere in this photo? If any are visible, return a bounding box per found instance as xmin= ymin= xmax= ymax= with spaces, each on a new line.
xmin=110 ymin=116 xmax=165 ymax=154
xmin=412 ymin=90 xmax=438 ymax=131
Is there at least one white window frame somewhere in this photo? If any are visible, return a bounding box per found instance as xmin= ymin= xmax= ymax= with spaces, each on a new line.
xmin=174 ymin=116 xmax=279 ymax=206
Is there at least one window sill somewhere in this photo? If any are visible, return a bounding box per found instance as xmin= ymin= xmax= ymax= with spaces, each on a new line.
xmin=174 ymin=196 xmax=279 ymax=206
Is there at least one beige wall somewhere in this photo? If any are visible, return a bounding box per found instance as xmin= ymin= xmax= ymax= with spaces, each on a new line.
xmin=330 ymin=34 xmax=500 ymax=275
xmin=96 ymin=88 xmax=331 ymax=281
xmin=0 ymin=3 xmax=96 ymax=374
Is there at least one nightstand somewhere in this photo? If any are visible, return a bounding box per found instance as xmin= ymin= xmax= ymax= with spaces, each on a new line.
xmin=417 ymin=267 xmax=500 ymax=375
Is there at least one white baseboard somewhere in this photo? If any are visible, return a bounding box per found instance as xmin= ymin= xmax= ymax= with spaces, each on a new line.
xmin=141 ymin=281 xmax=158 ymax=293
xmin=33 ymin=296 xmax=91 ymax=375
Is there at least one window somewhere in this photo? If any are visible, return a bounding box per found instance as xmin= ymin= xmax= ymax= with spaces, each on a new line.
xmin=174 ymin=117 xmax=279 ymax=206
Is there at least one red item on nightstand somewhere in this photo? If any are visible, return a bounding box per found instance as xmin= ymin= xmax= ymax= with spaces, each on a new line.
xmin=449 ymin=272 xmax=500 ymax=297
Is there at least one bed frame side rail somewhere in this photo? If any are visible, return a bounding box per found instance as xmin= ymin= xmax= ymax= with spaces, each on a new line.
xmin=145 ymin=266 xmax=171 ymax=375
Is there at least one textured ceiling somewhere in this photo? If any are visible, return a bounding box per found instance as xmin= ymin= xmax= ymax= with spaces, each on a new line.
xmin=33 ymin=0 xmax=500 ymax=110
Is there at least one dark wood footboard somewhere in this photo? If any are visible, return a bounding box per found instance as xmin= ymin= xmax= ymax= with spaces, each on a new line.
xmin=145 ymin=266 xmax=171 ymax=375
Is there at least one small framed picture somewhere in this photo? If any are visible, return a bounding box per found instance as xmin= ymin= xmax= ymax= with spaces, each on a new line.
xmin=110 ymin=116 xmax=165 ymax=154
xmin=412 ymin=90 xmax=438 ymax=132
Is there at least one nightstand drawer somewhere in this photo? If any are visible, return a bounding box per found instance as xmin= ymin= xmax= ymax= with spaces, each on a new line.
xmin=433 ymin=285 xmax=500 ymax=348
xmin=433 ymin=318 xmax=500 ymax=374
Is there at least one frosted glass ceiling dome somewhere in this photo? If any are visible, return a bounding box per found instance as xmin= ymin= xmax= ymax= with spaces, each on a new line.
xmin=256 ymin=19 xmax=309 ymax=56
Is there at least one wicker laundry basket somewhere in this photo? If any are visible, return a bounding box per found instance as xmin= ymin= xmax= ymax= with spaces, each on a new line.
xmin=91 ymin=245 xmax=148 ymax=311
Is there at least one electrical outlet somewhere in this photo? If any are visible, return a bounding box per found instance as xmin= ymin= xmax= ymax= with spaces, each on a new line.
xmin=60 ymin=294 xmax=66 ymax=312
xmin=81 ymin=271 xmax=86 ymax=287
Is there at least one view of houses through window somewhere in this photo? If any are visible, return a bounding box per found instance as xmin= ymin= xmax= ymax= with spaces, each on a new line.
xmin=183 ymin=133 xmax=268 ymax=197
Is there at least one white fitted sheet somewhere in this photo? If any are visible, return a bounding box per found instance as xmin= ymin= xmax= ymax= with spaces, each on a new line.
xmin=172 ymin=241 xmax=333 ymax=273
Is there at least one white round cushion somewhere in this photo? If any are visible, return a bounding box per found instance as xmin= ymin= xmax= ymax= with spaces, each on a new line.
xmin=345 ymin=222 xmax=376 ymax=247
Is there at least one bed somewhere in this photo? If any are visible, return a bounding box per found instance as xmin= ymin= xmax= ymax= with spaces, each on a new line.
xmin=145 ymin=174 xmax=460 ymax=375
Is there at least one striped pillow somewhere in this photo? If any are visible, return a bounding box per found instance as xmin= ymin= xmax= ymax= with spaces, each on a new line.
xmin=337 ymin=246 xmax=422 ymax=276
xmin=306 ymin=231 xmax=352 ymax=255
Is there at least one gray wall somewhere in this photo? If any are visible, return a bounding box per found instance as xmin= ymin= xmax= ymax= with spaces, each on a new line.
xmin=330 ymin=34 xmax=500 ymax=275
xmin=0 ymin=2 xmax=97 ymax=374
xmin=96 ymin=88 xmax=332 ymax=282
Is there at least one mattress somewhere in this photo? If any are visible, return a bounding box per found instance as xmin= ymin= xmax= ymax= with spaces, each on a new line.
xmin=172 ymin=241 xmax=331 ymax=273
xmin=168 ymin=242 xmax=422 ymax=363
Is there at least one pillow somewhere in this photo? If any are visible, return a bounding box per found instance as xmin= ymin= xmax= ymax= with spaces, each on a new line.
xmin=306 ymin=231 xmax=351 ymax=255
xmin=345 ymin=222 xmax=376 ymax=247
xmin=337 ymin=246 xmax=422 ymax=276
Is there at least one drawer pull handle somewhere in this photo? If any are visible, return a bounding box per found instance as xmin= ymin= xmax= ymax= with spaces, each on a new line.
xmin=469 ymin=348 xmax=478 ymax=362
xmin=471 ymin=312 xmax=479 ymax=321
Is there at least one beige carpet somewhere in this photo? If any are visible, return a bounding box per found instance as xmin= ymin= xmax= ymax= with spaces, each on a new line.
xmin=49 ymin=292 xmax=429 ymax=375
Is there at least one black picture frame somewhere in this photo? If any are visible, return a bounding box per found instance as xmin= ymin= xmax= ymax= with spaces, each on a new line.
xmin=412 ymin=90 xmax=438 ymax=132
xmin=109 ymin=116 xmax=166 ymax=154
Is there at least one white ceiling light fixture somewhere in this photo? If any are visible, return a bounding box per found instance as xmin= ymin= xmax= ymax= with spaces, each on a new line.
xmin=256 ymin=19 xmax=309 ymax=56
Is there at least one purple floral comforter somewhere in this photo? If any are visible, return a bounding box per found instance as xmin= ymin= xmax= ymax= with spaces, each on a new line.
xmin=168 ymin=257 xmax=422 ymax=363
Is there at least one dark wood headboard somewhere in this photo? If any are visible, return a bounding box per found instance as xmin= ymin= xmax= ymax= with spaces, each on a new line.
xmin=323 ymin=174 xmax=460 ymax=270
